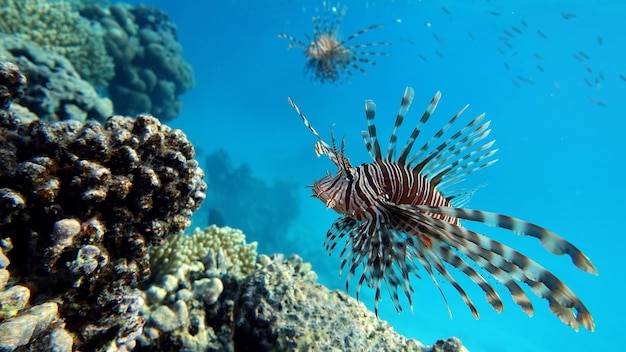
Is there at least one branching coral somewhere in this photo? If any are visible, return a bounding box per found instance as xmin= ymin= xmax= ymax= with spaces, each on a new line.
xmin=0 ymin=0 xmax=114 ymax=87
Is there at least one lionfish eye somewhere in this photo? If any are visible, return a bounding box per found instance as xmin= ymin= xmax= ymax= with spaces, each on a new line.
xmin=343 ymin=168 xmax=355 ymax=181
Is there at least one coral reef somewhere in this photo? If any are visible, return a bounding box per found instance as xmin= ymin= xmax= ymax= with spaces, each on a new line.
xmin=0 ymin=0 xmax=115 ymax=87
xmin=0 ymin=243 xmax=74 ymax=352
xmin=81 ymin=3 xmax=195 ymax=121
xmin=0 ymin=61 xmax=206 ymax=350
xmin=0 ymin=34 xmax=113 ymax=123
xmin=138 ymin=225 xmax=258 ymax=351
xmin=235 ymin=254 xmax=427 ymax=352
xmin=150 ymin=225 xmax=258 ymax=280
xmin=203 ymin=149 xmax=300 ymax=253
xmin=140 ymin=248 xmax=469 ymax=352
xmin=0 ymin=60 xmax=26 ymax=110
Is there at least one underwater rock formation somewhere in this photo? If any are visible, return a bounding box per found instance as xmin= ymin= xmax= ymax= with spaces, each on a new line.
xmin=139 ymin=225 xmax=258 ymax=351
xmin=204 ymin=149 xmax=300 ymax=253
xmin=0 ymin=0 xmax=115 ymax=87
xmin=0 ymin=34 xmax=113 ymax=123
xmin=81 ymin=3 xmax=195 ymax=121
xmin=0 ymin=244 xmax=74 ymax=352
xmin=0 ymin=60 xmax=206 ymax=350
xmin=138 ymin=223 xmax=468 ymax=352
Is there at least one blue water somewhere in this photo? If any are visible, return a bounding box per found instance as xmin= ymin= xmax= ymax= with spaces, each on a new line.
xmin=126 ymin=1 xmax=624 ymax=351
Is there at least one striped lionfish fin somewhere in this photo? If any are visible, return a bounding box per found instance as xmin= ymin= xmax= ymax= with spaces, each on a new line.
xmin=312 ymin=2 xmax=347 ymax=38
xmin=385 ymin=87 xmax=415 ymax=161
xmin=386 ymin=203 xmax=523 ymax=317
xmin=288 ymin=97 xmax=351 ymax=169
xmin=414 ymin=206 xmax=598 ymax=275
xmin=409 ymin=109 xmax=497 ymax=189
xmin=362 ymin=99 xmax=382 ymax=160
xmin=277 ymin=33 xmax=308 ymax=50
xmin=339 ymin=24 xmax=387 ymax=47
xmin=397 ymin=90 xmax=441 ymax=165
xmin=395 ymin=205 xmax=595 ymax=331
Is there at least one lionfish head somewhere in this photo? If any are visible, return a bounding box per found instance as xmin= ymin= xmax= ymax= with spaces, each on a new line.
xmin=310 ymin=163 xmax=356 ymax=214
xmin=310 ymin=127 xmax=356 ymax=213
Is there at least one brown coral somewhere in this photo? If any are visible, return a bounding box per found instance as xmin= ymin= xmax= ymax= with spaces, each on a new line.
xmin=0 ymin=60 xmax=206 ymax=350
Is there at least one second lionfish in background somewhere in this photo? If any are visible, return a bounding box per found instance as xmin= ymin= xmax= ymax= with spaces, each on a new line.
xmin=287 ymin=87 xmax=597 ymax=331
xmin=278 ymin=3 xmax=390 ymax=84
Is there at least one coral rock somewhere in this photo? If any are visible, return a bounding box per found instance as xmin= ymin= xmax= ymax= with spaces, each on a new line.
xmin=0 ymin=62 xmax=206 ymax=350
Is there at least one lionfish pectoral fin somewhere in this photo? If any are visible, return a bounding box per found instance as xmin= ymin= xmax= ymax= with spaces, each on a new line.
xmin=398 ymin=204 xmax=595 ymax=331
xmin=413 ymin=206 xmax=598 ymax=275
xmin=381 ymin=202 xmax=483 ymax=319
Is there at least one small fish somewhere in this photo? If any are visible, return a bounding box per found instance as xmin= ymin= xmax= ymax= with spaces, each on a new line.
xmin=441 ymin=6 xmax=452 ymax=16
xmin=419 ymin=54 xmax=428 ymax=62
xmin=511 ymin=78 xmax=520 ymax=88
xmin=562 ymin=12 xmax=576 ymax=20
xmin=537 ymin=30 xmax=547 ymax=38
xmin=620 ymin=74 xmax=626 ymax=82
xmin=512 ymin=26 xmax=523 ymax=34
xmin=468 ymin=31 xmax=475 ymax=40
xmin=598 ymin=71 xmax=605 ymax=80
xmin=536 ymin=65 xmax=544 ymax=72
xmin=584 ymin=78 xmax=592 ymax=87
xmin=584 ymin=63 xmax=593 ymax=74
xmin=504 ymin=29 xmax=514 ymax=38
xmin=594 ymin=77 xmax=601 ymax=89
xmin=534 ymin=53 xmax=544 ymax=60
xmin=435 ymin=50 xmax=444 ymax=58
xmin=579 ymin=51 xmax=590 ymax=60
xmin=572 ymin=53 xmax=583 ymax=62
xmin=597 ymin=36 xmax=603 ymax=45
xmin=503 ymin=62 xmax=509 ymax=70
xmin=487 ymin=10 xmax=500 ymax=16
xmin=433 ymin=32 xmax=441 ymax=41
xmin=588 ymin=96 xmax=605 ymax=106
xmin=517 ymin=75 xmax=535 ymax=84
xmin=552 ymin=81 xmax=561 ymax=90
xmin=521 ymin=19 xmax=528 ymax=27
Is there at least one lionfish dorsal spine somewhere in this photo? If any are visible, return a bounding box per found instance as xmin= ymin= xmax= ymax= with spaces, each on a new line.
xmin=364 ymin=99 xmax=382 ymax=161
xmin=287 ymin=97 xmax=338 ymax=165
xmin=397 ymin=90 xmax=442 ymax=165
xmin=385 ymin=86 xmax=415 ymax=161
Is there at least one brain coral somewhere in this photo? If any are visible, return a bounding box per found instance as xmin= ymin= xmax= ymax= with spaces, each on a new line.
xmin=0 ymin=60 xmax=206 ymax=350
xmin=0 ymin=0 xmax=114 ymax=87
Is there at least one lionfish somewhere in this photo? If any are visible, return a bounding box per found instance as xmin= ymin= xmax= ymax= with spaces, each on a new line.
xmin=287 ymin=87 xmax=597 ymax=331
xmin=278 ymin=3 xmax=390 ymax=84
